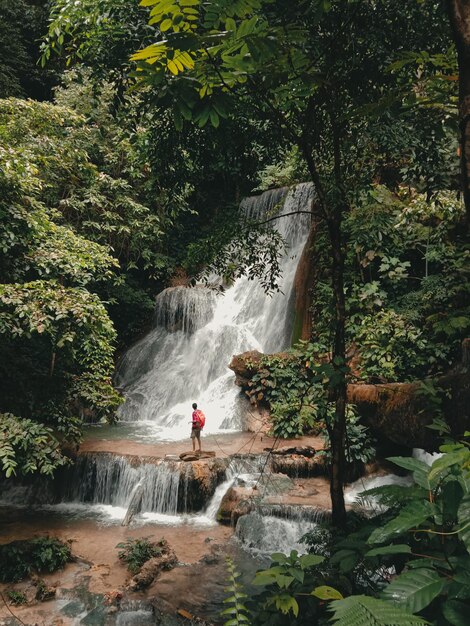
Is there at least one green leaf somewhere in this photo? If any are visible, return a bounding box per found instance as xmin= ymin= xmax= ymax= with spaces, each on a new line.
xmin=299 ymin=553 xmax=325 ymax=569
xmin=311 ymin=585 xmax=343 ymax=600
xmin=387 ymin=456 xmax=430 ymax=489
xmin=367 ymin=500 xmax=433 ymax=545
xmin=442 ymin=480 xmax=464 ymax=525
xmin=442 ymin=599 xmax=470 ymax=625
xmin=457 ymin=493 xmax=470 ymax=553
xmin=329 ymin=595 xmax=427 ymax=625
xmin=365 ymin=544 xmax=412 ymax=557
xmin=383 ymin=568 xmax=446 ymax=613
xmin=428 ymin=450 xmax=468 ymax=485
xmin=274 ymin=593 xmax=299 ymax=616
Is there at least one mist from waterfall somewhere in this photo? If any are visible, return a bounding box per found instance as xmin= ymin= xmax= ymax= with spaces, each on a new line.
xmin=115 ymin=183 xmax=314 ymax=441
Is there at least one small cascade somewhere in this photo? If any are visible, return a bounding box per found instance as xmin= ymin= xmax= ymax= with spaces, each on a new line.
xmin=155 ymin=286 xmax=217 ymax=333
xmin=235 ymin=511 xmax=313 ymax=556
xmin=115 ymin=183 xmax=314 ymax=439
xmin=201 ymin=455 xmax=268 ymax=522
xmin=59 ymin=454 xmax=181 ymax=516
xmin=255 ymin=503 xmax=329 ymax=524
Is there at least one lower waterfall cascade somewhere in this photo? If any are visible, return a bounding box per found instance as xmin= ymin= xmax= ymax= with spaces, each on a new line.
xmin=115 ymin=183 xmax=315 ymax=440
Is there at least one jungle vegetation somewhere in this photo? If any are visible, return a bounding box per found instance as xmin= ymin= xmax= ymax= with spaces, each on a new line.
xmin=0 ymin=1 xmax=469 ymax=623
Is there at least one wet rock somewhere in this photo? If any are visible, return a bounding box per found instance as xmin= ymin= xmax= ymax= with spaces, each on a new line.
xmin=269 ymin=445 xmax=316 ymax=457
xmin=178 ymin=458 xmax=227 ymax=511
xmin=271 ymin=454 xmax=327 ymax=478
xmin=179 ymin=451 xmax=216 ymax=461
xmin=217 ymin=486 xmax=255 ymax=525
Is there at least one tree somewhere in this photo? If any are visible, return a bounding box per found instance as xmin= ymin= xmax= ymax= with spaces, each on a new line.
xmin=447 ymin=0 xmax=470 ymax=225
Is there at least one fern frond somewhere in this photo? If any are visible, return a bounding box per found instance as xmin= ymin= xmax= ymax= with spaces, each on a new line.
xmin=329 ymin=595 xmax=428 ymax=626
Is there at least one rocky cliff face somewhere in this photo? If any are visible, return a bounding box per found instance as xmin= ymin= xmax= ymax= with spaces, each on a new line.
xmin=229 ymin=347 xmax=470 ymax=450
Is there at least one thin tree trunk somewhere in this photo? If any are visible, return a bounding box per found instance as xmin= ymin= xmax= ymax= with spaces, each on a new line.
xmin=327 ymin=212 xmax=348 ymax=528
xmin=301 ymin=140 xmax=348 ymax=527
xmin=447 ymin=0 xmax=470 ymax=226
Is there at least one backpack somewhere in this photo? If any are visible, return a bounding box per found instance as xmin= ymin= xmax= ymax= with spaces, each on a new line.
xmin=194 ymin=409 xmax=205 ymax=429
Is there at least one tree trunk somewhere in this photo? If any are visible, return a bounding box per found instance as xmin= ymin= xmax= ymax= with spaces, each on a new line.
xmin=447 ymin=0 xmax=470 ymax=226
xmin=327 ymin=213 xmax=348 ymax=528
xmin=301 ymin=142 xmax=348 ymax=528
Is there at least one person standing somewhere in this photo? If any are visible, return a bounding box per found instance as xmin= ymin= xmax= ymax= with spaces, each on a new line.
xmin=190 ymin=402 xmax=205 ymax=452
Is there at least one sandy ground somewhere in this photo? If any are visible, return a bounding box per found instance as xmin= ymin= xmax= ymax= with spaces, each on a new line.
xmin=80 ymin=431 xmax=324 ymax=459
xmin=0 ymin=511 xmax=234 ymax=625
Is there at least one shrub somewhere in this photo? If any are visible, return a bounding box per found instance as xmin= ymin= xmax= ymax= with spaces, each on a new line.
xmin=6 ymin=591 xmax=27 ymax=605
xmin=0 ymin=536 xmax=73 ymax=582
xmin=116 ymin=537 xmax=165 ymax=575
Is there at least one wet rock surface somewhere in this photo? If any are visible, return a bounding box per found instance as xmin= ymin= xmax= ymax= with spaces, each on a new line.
xmin=127 ymin=543 xmax=178 ymax=591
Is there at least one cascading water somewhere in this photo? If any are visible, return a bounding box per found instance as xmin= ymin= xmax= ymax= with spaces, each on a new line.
xmin=59 ymin=454 xmax=181 ymax=516
xmin=115 ymin=183 xmax=314 ymax=440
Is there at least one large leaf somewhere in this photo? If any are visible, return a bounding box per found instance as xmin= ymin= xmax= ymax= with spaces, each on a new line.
xmin=311 ymin=585 xmax=343 ymax=600
xmin=365 ymin=544 xmax=412 ymax=557
xmin=428 ymin=450 xmax=468 ymax=485
xmin=442 ymin=599 xmax=469 ymax=626
xmin=457 ymin=492 xmax=470 ymax=553
xmin=367 ymin=500 xmax=433 ymax=545
xmin=383 ymin=568 xmax=446 ymax=613
xmin=329 ymin=595 xmax=427 ymax=626
xmin=441 ymin=479 xmax=464 ymax=525
xmin=388 ymin=456 xmax=431 ymax=489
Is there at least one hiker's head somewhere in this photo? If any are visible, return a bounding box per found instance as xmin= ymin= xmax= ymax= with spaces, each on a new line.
xmin=192 ymin=402 xmax=197 ymax=410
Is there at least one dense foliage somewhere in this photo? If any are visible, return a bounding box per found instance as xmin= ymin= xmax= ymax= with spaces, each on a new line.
xmin=228 ymin=442 xmax=470 ymax=625
xmin=0 ymin=536 xmax=73 ymax=582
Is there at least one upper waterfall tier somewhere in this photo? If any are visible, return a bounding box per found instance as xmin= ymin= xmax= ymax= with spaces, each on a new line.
xmin=155 ymin=286 xmax=217 ymax=334
xmin=115 ymin=183 xmax=315 ymax=440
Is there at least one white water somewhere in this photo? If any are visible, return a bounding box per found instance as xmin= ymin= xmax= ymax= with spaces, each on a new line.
xmin=412 ymin=448 xmax=443 ymax=465
xmin=115 ymin=183 xmax=314 ymax=441
xmin=235 ymin=511 xmax=311 ymax=555
xmin=345 ymin=474 xmax=413 ymax=510
xmin=60 ymin=454 xmax=181 ymax=515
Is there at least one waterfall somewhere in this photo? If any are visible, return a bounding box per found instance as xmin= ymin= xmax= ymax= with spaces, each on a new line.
xmin=115 ymin=183 xmax=314 ymax=439
xmin=202 ymin=455 xmax=268 ymax=522
xmin=235 ymin=511 xmax=312 ymax=556
xmin=59 ymin=454 xmax=181 ymax=515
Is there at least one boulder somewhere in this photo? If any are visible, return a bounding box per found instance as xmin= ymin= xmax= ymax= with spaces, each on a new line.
xmin=269 ymin=445 xmax=316 ymax=457
xmin=228 ymin=350 xmax=264 ymax=388
xmin=178 ymin=458 xmax=227 ymax=511
xmin=348 ymin=367 xmax=470 ymax=449
xmin=217 ymin=486 xmax=255 ymax=525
